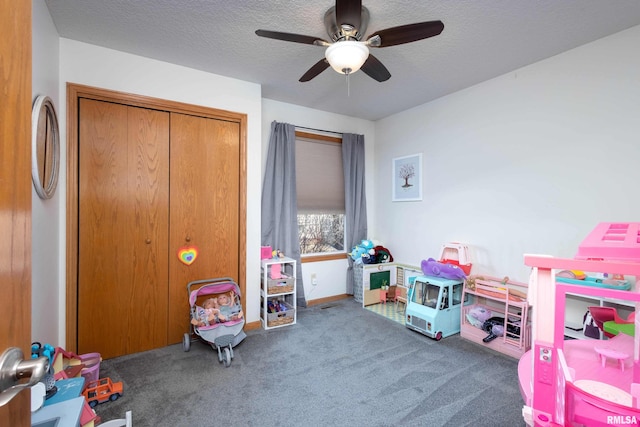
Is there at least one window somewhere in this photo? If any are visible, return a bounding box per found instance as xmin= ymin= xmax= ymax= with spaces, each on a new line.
xmin=295 ymin=131 xmax=345 ymax=258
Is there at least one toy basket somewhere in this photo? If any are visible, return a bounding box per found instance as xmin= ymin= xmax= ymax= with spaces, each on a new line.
xmin=267 ymin=301 xmax=295 ymax=327
xmin=79 ymin=352 xmax=101 ymax=384
xmin=266 ymin=274 xmax=295 ymax=294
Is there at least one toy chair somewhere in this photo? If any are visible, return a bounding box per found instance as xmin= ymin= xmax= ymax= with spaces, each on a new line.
xmin=395 ymin=285 xmax=408 ymax=313
xmin=588 ymin=306 xmax=634 ymax=338
xmin=386 ymin=285 xmax=398 ymax=302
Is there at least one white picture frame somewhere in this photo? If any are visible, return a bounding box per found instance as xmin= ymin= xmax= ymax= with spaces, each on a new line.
xmin=392 ymin=153 xmax=422 ymax=202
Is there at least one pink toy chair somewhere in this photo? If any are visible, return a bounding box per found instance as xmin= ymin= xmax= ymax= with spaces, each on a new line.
xmin=588 ymin=306 xmax=634 ymax=338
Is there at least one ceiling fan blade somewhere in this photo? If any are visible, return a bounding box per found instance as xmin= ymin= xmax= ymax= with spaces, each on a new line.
xmin=256 ymin=29 xmax=328 ymax=46
xmin=335 ymin=0 xmax=362 ymax=29
xmin=367 ymin=21 xmax=444 ymax=47
xmin=299 ymin=59 xmax=330 ymax=82
xmin=360 ymin=54 xmax=391 ymax=82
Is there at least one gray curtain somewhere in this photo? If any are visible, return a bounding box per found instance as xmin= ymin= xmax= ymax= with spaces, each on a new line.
xmin=342 ymin=133 xmax=368 ymax=295
xmin=261 ymin=121 xmax=306 ymax=307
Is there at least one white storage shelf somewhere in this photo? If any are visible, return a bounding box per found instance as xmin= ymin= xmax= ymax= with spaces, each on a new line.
xmin=260 ymin=257 xmax=297 ymax=330
xmin=564 ymin=288 xmax=636 ymax=340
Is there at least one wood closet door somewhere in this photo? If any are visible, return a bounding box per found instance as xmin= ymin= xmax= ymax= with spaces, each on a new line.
xmin=78 ymin=99 xmax=170 ymax=359
xmin=167 ymin=113 xmax=240 ymax=343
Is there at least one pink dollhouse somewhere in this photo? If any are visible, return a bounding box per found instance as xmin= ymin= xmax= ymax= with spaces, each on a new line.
xmin=519 ymin=222 xmax=640 ymax=427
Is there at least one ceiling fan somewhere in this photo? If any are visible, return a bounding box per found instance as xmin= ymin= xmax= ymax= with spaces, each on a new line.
xmin=255 ymin=0 xmax=444 ymax=83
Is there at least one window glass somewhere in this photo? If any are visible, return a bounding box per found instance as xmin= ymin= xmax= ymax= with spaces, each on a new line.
xmin=414 ymin=281 xmax=441 ymax=309
xmin=295 ymin=132 xmax=345 ymax=256
xmin=452 ymin=283 xmax=464 ymax=306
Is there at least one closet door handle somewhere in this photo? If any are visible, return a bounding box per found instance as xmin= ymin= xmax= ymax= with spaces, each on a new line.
xmin=185 ymin=236 xmax=191 ymax=242
xmin=145 ymin=238 xmax=151 ymax=244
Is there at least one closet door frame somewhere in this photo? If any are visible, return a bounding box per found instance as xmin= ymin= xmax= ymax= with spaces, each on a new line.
xmin=66 ymin=83 xmax=247 ymax=352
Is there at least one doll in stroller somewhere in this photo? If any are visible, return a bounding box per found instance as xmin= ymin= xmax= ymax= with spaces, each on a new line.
xmin=183 ymin=277 xmax=246 ymax=367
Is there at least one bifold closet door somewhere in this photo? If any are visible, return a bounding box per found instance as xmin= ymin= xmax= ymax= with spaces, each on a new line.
xmin=167 ymin=113 xmax=240 ymax=343
xmin=78 ymin=99 xmax=170 ymax=359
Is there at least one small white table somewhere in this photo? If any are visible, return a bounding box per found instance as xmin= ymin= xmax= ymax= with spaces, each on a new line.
xmin=594 ymin=346 xmax=630 ymax=371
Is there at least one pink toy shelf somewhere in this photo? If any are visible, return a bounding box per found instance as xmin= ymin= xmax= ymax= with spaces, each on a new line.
xmin=575 ymin=222 xmax=640 ymax=262
xmin=520 ymin=222 xmax=640 ymax=427
xmin=460 ymin=275 xmax=531 ymax=359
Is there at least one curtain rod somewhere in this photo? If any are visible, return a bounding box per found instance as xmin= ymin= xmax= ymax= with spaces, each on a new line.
xmin=295 ymin=125 xmax=343 ymax=136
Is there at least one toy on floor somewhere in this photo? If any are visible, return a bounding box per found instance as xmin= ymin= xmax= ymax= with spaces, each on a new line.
xmin=184 ymin=277 xmax=246 ymax=368
xmin=82 ymin=377 xmax=123 ymax=408
xmin=405 ymin=274 xmax=467 ymax=341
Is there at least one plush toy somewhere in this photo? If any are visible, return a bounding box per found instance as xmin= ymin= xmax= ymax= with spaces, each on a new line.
xmin=421 ymin=258 xmax=467 ymax=280
xmin=481 ymin=317 xmax=521 ymax=343
xmin=466 ymin=306 xmax=513 ymax=343
xmin=466 ymin=305 xmax=491 ymax=328
xmin=361 ymin=248 xmax=376 ymax=264
xmin=360 ymin=240 xmax=374 ymax=250
xmin=350 ymin=240 xmax=393 ymax=265
xmin=350 ymin=245 xmax=366 ymax=263
xmin=374 ymin=245 xmax=394 ymax=263
xmin=465 ymin=275 xmax=483 ymax=291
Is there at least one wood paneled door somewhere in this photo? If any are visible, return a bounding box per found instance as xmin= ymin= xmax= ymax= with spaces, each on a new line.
xmin=0 ymin=0 xmax=32 ymax=424
xmin=68 ymin=85 xmax=246 ymax=359
xmin=168 ymin=113 xmax=240 ymax=342
xmin=78 ymin=100 xmax=170 ymax=358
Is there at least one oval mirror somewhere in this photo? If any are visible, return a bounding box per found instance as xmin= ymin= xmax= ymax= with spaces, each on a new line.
xmin=31 ymin=95 xmax=60 ymax=199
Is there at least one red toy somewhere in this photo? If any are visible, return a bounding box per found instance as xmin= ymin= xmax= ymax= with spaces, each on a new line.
xmin=82 ymin=377 xmax=123 ymax=408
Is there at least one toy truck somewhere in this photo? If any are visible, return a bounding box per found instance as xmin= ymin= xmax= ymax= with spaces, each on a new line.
xmin=405 ymin=275 xmax=470 ymax=340
xmin=82 ymin=377 xmax=123 ymax=408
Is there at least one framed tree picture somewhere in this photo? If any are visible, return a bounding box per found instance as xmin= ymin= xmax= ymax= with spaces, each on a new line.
xmin=392 ymin=153 xmax=422 ymax=202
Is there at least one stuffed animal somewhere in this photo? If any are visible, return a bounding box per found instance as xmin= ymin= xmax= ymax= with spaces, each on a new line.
xmin=465 ymin=275 xmax=484 ymax=291
xmin=374 ymin=245 xmax=394 ymax=263
xmin=361 ymin=248 xmax=376 ymax=264
xmin=466 ymin=307 xmax=510 ymax=342
xmin=360 ymin=240 xmax=374 ymax=250
xmin=350 ymin=240 xmax=393 ymax=265
xmin=466 ymin=305 xmax=491 ymax=328
xmin=481 ymin=317 xmax=521 ymax=343
xmin=421 ymin=258 xmax=467 ymax=280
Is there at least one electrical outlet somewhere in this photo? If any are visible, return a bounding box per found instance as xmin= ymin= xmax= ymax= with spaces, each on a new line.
xmin=311 ymin=273 xmax=318 ymax=286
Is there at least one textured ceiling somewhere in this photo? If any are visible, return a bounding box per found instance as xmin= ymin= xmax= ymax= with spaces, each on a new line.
xmin=45 ymin=0 xmax=640 ymax=121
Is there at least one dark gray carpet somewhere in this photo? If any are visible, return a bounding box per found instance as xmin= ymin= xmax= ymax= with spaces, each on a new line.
xmin=95 ymin=299 xmax=527 ymax=427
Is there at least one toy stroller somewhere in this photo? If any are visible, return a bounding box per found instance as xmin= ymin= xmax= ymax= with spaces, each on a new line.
xmin=183 ymin=277 xmax=246 ymax=367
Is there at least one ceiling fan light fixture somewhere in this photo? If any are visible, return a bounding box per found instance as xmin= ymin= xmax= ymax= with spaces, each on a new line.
xmin=325 ymin=41 xmax=369 ymax=75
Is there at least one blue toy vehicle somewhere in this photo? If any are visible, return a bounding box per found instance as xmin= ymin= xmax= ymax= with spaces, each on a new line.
xmin=405 ymin=275 xmax=470 ymax=340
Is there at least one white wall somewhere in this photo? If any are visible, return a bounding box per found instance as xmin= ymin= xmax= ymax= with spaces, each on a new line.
xmin=33 ymin=1 xmax=640 ymax=345
xmin=54 ymin=39 xmax=263 ymax=341
xmin=261 ymin=99 xmax=376 ymax=302
xmin=374 ymin=25 xmax=640 ymax=283
xmin=32 ymin=0 xmax=61 ymax=345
